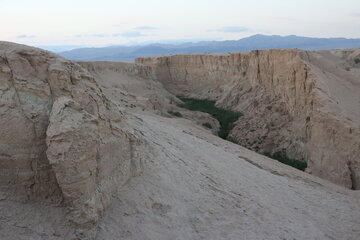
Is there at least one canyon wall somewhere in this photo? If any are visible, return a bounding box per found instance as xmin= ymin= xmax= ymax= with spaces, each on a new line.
xmin=136 ymin=49 xmax=360 ymax=189
xmin=1 ymin=42 xmax=360 ymax=239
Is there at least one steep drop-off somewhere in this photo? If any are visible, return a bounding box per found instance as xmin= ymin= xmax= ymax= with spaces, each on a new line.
xmin=1 ymin=42 xmax=360 ymax=240
xmin=136 ymin=49 xmax=360 ymax=189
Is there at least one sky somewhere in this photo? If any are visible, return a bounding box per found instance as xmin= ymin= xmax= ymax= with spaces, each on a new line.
xmin=1 ymin=0 xmax=360 ymax=49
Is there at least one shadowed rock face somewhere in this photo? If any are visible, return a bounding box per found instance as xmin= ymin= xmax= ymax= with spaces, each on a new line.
xmin=136 ymin=49 xmax=360 ymax=189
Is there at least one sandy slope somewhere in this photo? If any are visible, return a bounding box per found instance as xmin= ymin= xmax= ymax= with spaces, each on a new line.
xmin=96 ymin=112 xmax=360 ymax=240
xmin=1 ymin=110 xmax=359 ymax=239
xmin=0 ymin=42 xmax=359 ymax=240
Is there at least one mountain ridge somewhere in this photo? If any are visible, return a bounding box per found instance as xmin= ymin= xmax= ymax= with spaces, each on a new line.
xmin=58 ymin=34 xmax=360 ymax=61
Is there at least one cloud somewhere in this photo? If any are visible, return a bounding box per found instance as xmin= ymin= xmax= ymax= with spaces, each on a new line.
xmin=91 ymin=34 xmax=107 ymax=37
xmin=351 ymin=12 xmax=360 ymax=17
xmin=271 ymin=16 xmax=295 ymax=22
xmin=114 ymin=31 xmax=148 ymax=37
xmin=217 ymin=26 xmax=249 ymax=33
xmin=74 ymin=33 xmax=114 ymax=38
xmin=74 ymin=31 xmax=149 ymax=38
xmin=133 ymin=26 xmax=157 ymax=30
xmin=17 ymin=34 xmax=36 ymax=38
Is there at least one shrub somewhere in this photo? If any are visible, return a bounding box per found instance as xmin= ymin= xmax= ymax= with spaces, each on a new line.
xmin=227 ymin=137 xmax=238 ymax=144
xmin=263 ymin=151 xmax=307 ymax=171
xmin=202 ymin=122 xmax=212 ymax=129
xmin=354 ymin=58 xmax=360 ymax=64
xmin=178 ymin=98 xmax=242 ymax=139
xmin=167 ymin=110 xmax=182 ymax=117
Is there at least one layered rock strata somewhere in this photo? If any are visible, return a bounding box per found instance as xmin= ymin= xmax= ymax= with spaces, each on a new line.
xmin=1 ymin=42 xmax=359 ymax=239
xmin=136 ymin=49 xmax=360 ymax=189
xmin=0 ymin=42 xmax=143 ymax=238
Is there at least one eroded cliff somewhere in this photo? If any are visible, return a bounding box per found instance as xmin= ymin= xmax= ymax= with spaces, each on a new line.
xmin=0 ymin=42 xmax=145 ymax=238
xmin=1 ymin=42 xmax=360 ymax=240
xmin=136 ymin=49 xmax=360 ymax=189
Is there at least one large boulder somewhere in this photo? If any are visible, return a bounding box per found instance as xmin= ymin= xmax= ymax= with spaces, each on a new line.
xmin=0 ymin=42 xmax=141 ymax=238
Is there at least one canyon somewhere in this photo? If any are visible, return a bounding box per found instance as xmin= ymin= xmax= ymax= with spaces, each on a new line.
xmin=0 ymin=42 xmax=359 ymax=239
xmin=136 ymin=49 xmax=360 ymax=189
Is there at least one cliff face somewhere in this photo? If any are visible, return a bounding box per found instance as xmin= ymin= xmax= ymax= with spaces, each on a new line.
xmin=0 ymin=42 xmax=145 ymax=238
xmin=136 ymin=49 xmax=360 ymax=189
xmin=1 ymin=42 xmax=360 ymax=240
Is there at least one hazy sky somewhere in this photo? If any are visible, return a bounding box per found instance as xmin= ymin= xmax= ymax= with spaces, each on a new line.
xmin=1 ymin=0 xmax=360 ymax=47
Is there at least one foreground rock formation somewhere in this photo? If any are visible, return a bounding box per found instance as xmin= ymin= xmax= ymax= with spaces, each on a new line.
xmin=0 ymin=42 xmax=145 ymax=238
xmin=136 ymin=49 xmax=360 ymax=189
xmin=0 ymin=42 xmax=359 ymax=239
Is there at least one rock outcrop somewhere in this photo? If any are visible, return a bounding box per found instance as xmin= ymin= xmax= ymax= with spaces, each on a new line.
xmin=1 ymin=42 xmax=359 ymax=240
xmin=0 ymin=42 xmax=143 ymax=238
xmin=78 ymin=61 xmax=221 ymax=134
xmin=136 ymin=49 xmax=360 ymax=189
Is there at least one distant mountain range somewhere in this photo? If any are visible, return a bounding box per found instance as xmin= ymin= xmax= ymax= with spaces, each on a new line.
xmin=58 ymin=34 xmax=360 ymax=61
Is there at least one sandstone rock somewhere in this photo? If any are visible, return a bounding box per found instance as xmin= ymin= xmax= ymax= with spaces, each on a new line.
xmin=1 ymin=42 xmax=360 ymax=240
xmin=136 ymin=49 xmax=360 ymax=189
xmin=78 ymin=61 xmax=221 ymax=135
xmin=0 ymin=42 xmax=142 ymax=238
